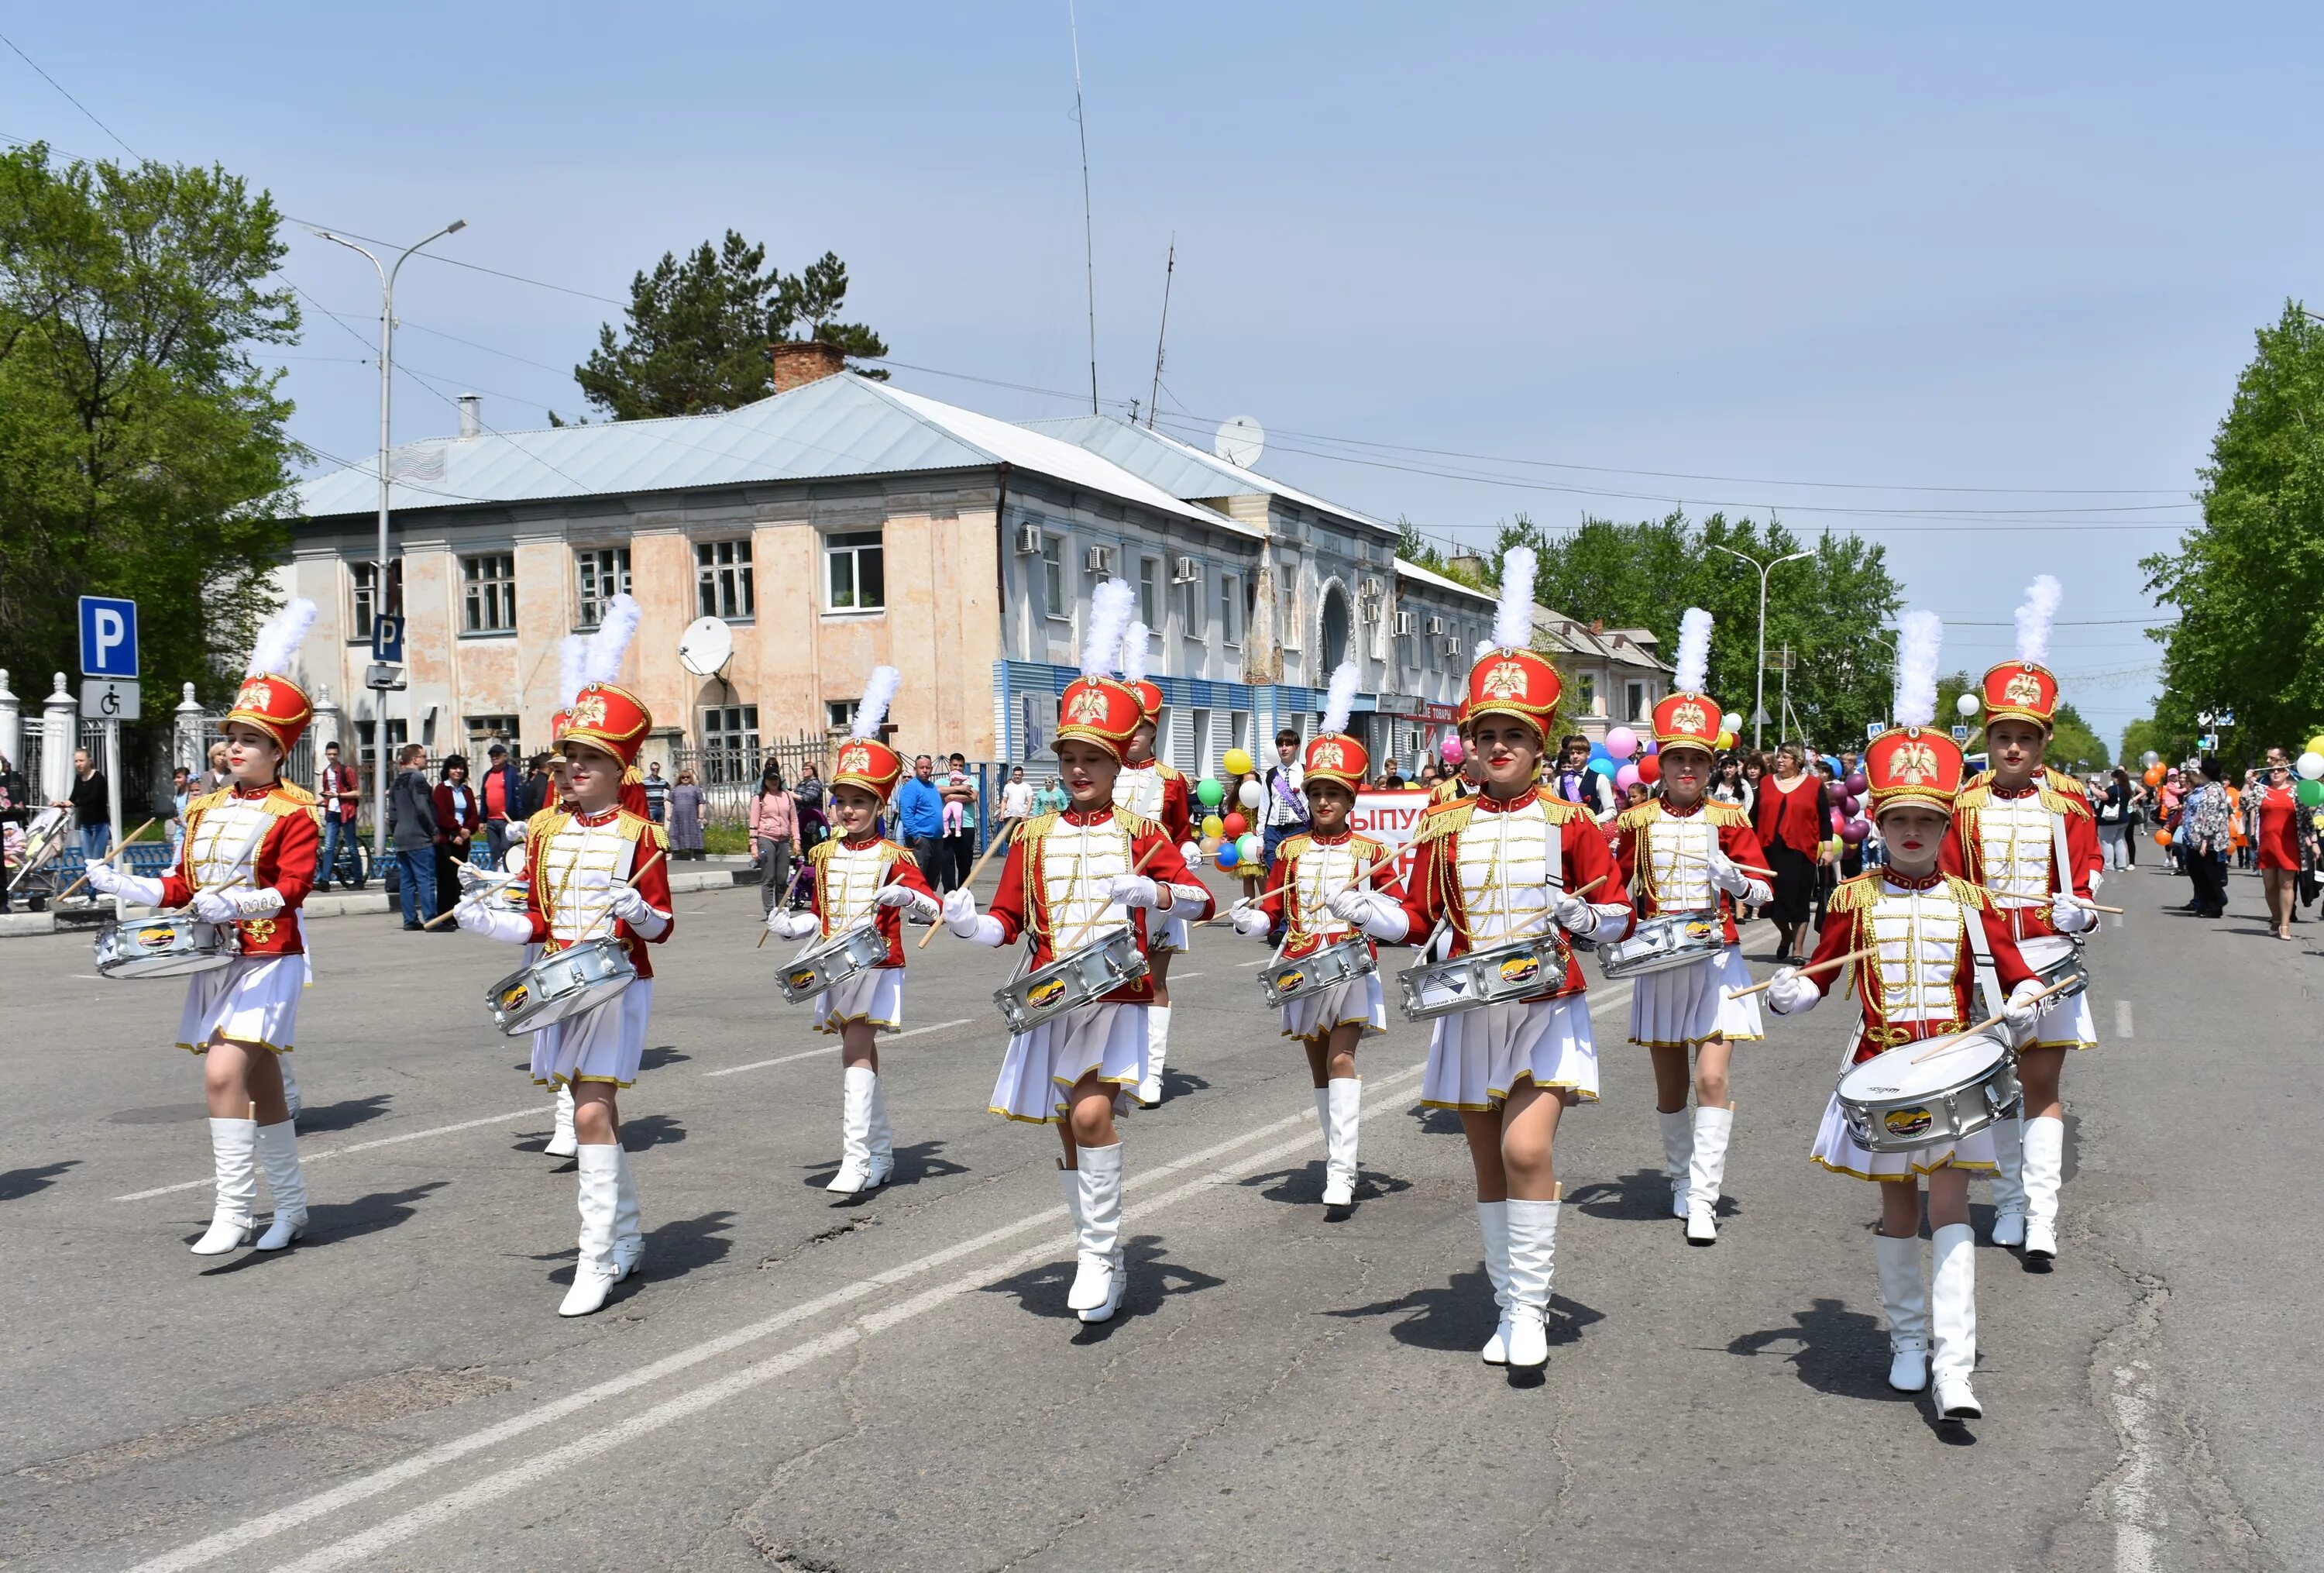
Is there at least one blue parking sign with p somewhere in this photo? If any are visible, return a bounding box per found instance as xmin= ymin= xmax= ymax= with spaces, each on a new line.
xmin=78 ymin=596 xmax=139 ymax=679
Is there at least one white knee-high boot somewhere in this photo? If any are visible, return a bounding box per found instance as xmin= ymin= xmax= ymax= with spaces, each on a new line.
xmin=253 ymin=1120 xmax=309 ymax=1250
xmin=1872 ymin=1232 xmax=1929 ymax=1392
xmin=865 ymin=1072 xmax=895 ymax=1187
xmin=2021 ymin=1114 xmax=2064 ymax=1261
xmin=193 ymin=1117 xmax=259 ymax=1255
xmin=1656 ymin=1108 xmax=1693 ymax=1220
xmin=545 ymin=1083 xmax=578 ymax=1159
xmin=1930 ymin=1222 xmax=1981 ymax=1420
xmin=1987 ymin=1112 xmax=2027 ymax=1247
xmin=561 ymin=1144 xmax=621 ymax=1317
xmin=279 ymin=1056 xmax=302 ymax=1121
xmin=1322 ymin=1078 xmax=1361 ymax=1208
xmin=829 ymin=1065 xmax=878 ymax=1193
xmin=1476 ymin=1200 xmax=1512 ymax=1365
xmin=1136 ymin=1007 xmax=1171 ymax=1107
xmin=1067 ymin=1141 xmax=1125 ymax=1322
xmin=1502 ymin=1197 xmax=1562 ymax=1370
xmin=610 ymin=1146 xmax=642 ymax=1280
xmin=1685 ymin=1105 xmax=1733 ymax=1244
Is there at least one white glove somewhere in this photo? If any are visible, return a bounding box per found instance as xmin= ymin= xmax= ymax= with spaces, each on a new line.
xmin=1180 ymin=841 xmax=1202 ymax=869
xmin=85 ymin=862 xmax=165 ymax=905
xmin=2003 ymin=978 xmax=2046 ymax=1038
xmin=191 ymin=888 xmax=240 ymax=924
xmin=875 ymin=884 xmax=920 ymax=908
xmin=605 ymin=883 xmax=669 ymax=938
xmin=2050 ymin=896 xmax=2098 ymax=935
xmin=456 ymin=899 xmax=532 ymax=942
xmin=454 ymin=860 xmax=493 ymax=893
xmin=1326 ymin=889 xmax=1408 ymax=942
xmin=1549 ymin=889 xmax=1600 ymax=936
xmin=766 ymin=908 xmax=818 ymax=940
xmin=1232 ymin=903 xmax=1271 ymax=938
xmin=1765 ymin=966 xmax=1821 ymax=1016
xmin=1105 ymin=874 xmax=1162 ymax=910
xmin=1707 ymin=851 xmax=1754 ymax=899
xmin=943 ymin=887 xmax=985 ymax=938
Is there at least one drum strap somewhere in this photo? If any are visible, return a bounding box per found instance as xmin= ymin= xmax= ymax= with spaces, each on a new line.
xmin=1958 ymin=900 xmax=2006 ymax=1020
xmin=2049 ymin=807 xmax=2075 ymax=900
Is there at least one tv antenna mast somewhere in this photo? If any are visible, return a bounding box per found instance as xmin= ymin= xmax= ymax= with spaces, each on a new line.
xmin=1148 ymin=233 xmax=1175 ymax=428
xmin=1068 ymin=1 xmax=1098 ymax=414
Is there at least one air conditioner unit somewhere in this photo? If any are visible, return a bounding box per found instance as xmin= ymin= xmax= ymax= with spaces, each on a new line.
xmin=1085 ymin=544 xmax=1115 ymax=575
xmin=1425 ymin=615 xmax=1445 ymax=637
xmin=1440 ymin=635 xmax=1462 ymax=657
xmin=1015 ymin=523 xmax=1042 ymax=555
xmin=1171 ymin=555 xmax=1201 ymax=584
xmin=1393 ymin=610 xmax=1418 ymax=637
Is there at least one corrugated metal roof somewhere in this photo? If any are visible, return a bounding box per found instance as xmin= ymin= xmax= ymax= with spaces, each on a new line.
xmin=1394 ymin=557 xmax=1497 ymax=604
xmin=289 ymin=374 xmax=1237 ymax=531
xmin=1024 ymin=415 xmax=1394 ymax=534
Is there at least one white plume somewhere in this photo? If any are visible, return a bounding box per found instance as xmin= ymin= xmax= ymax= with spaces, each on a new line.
xmin=852 ymin=665 xmax=902 ymax=741
xmin=1894 ymin=610 xmax=1944 ymax=728
xmin=1474 ymin=638 xmax=1497 ymax=663
xmin=2013 ymin=573 xmax=2063 ymax=664
xmin=246 ymin=597 xmax=318 ymax=678
xmin=1320 ymin=659 xmax=1362 ymax=736
xmin=556 ymin=635 xmax=588 ymax=710
xmin=1120 ymin=621 xmax=1151 ymax=684
xmin=1082 ymin=577 xmax=1136 ymax=678
xmin=1673 ymin=606 xmax=1714 ymax=695
xmin=1492 ymin=546 xmax=1537 ymax=651
xmin=583 ymin=592 xmax=642 ymax=685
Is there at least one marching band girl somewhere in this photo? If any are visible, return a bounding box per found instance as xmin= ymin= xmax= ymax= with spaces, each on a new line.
xmin=1325 ymin=550 xmax=1632 ymax=1372
xmin=1611 ymin=609 xmax=1775 ymax=1244
xmin=1115 ymin=622 xmax=1198 ymax=1108
xmin=1942 ymin=575 xmax=2103 ymax=1263
xmin=1232 ymin=661 xmax=1394 ymax=1212
xmin=943 ymin=580 xmax=1215 ymax=1324
xmin=763 ymin=666 xmax=940 ymax=1194
xmin=88 ymin=601 xmax=325 ymax=1256
xmin=1765 ymin=613 xmax=2046 ymax=1422
xmin=453 ymin=598 xmax=676 ymax=1317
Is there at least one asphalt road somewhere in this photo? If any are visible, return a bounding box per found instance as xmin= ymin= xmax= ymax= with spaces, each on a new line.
xmin=2 ymin=859 xmax=2309 ymax=1571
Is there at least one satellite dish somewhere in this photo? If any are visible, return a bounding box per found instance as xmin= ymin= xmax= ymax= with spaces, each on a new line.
xmin=1215 ymin=415 xmax=1264 ymax=470
xmin=677 ymin=615 xmax=734 ymax=677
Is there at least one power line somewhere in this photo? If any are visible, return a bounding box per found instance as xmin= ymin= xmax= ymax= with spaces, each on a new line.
xmin=0 ymin=32 xmax=136 ymax=157
xmin=283 ymin=215 xmax=627 ymax=307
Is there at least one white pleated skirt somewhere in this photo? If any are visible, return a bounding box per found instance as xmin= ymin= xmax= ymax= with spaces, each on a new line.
xmin=813 ymin=968 xmax=905 ymax=1034
xmin=988 ymin=1001 xmax=1147 ymax=1123
xmin=532 ymin=977 xmax=655 ymax=1089
xmin=2018 ymin=935 xmax=2099 ymax=1050
xmin=1280 ymin=972 xmax=1388 ymax=1041
xmin=1153 ymin=914 xmax=1193 ymax=954
xmin=177 ymin=955 xmax=303 ymax=1055
xmin=1627 ymin=945 xmax=1763 ymax=1050
xmin=1808 ymin=1087 xmax=1997 ymax=1182
xmin=1421 ymin=993 xmax=1600 ymax=1110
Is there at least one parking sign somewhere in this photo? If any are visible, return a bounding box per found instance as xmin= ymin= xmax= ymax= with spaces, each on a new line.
xmin=78 ymin=595 xmax=139 ymax=679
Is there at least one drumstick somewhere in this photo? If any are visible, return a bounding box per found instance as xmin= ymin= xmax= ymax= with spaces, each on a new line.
xmin=919 ymin=817 xmax=1019 ymax=948
xmin=54 ymin=818 xmax=158 ymax=903
xmin=1668 ymin=852 xmax=1778 ymax=877
xmin=422 ymin=867 xmax=528 ymax=929
xmin=1908 ymin=974 xmax=2082 ymax=1065
xmin=1727 ymin=945 xmax=1873 ymax=1000
xmin=1058 ymin=839 xmax=1164 ymax=954
xmin=763 ymin=858 xmax=904 ymax=948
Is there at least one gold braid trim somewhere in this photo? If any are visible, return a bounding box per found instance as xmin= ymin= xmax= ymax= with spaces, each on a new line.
xmin=1278 ymin=834 xmax=1313 ymax=862
xmin=1944 ymin=874 xmax=1992 ymax=911
xmin=1616 ymin=801 xmax=1661 ymax=835
xmin=1824 ymin=874 xmax=1882 ymax=914
xmin=1416 ymin=800 xmax=1476 ymax=843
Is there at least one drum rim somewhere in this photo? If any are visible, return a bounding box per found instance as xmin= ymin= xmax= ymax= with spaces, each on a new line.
xmin=1836 ymin=1030 xmax=2011 ymax=1100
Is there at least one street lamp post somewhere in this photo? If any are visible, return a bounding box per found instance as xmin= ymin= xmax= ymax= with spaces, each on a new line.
xmin=1711 ymin=543 xmax=1813 ymax=751
xmin=311 ymin=219 xmax=466 ymax=867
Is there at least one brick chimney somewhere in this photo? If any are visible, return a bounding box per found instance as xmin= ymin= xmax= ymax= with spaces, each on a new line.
xmin=770 ymin=339 xmax=846 ymax=394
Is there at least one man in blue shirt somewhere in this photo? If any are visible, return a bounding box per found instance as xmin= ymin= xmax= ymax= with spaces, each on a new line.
xmin=892 ymin=754 xmax=949 ymax=892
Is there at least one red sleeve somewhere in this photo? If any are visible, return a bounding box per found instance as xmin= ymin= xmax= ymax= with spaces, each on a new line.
xmin=157 ymin=816 xmax=195 ymax=909
xmin=260 ymin=807 xmax=319 ymax=915
xmin=1257 ymin=845 xmax=1292 ymax=929
xmin=986 ymin=830 xmax=1032 ymax=946
xmin=889 ymin=847 xmax=937 ymax=902
xmin=873 ymin=845 xmax=938 ymax=963
xmin=522 ymin=821 xmax=551 ymax=945
xmin=626 ymin=840 xmax=673 ymax=948
xmin=1393 ymin=831 xmax=1446 ymax=945
xmin=1612 ymin=817 xmax=1642 ymax=903
xmin=1143 ymin=827 xmax=1215 ymax=921
xmin=1720 ymin=817 xmax=1772 ymax=873
xmin=1563 ymin=812 xmax=1634 ymax=942
xmin=1163 ymin=773 xmax=1193 ymax=844
xmin=1938 ymin=815 xmax=1972 ymax=881
xmin=2063 ymin=811 xmax=2100 ymax=894
xmin=1801 ymin=901 xmax=1862 ymax=999
xmin=431 ymin=785 xmax=454 ymax=840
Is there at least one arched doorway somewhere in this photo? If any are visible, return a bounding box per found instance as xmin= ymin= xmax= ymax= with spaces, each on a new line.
xmin=1320 ymin=583 xmax=1352 ymax=673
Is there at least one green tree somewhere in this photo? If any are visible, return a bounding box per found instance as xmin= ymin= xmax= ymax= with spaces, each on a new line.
xmin=2119 ymin=715 xmax=2192 ymax=769
xmin=572 ymin=233 xmax=889 ymax=421
xmin=0 ymin=142 xmax=299 ymax=708
xmin=2141 ymin=301 xmax=2324 ymax=769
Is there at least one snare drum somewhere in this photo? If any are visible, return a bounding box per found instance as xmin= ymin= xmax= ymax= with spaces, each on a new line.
xmin=1834 ymin=1028 xmax=2020 ymax=1153
xmin=1259 ymin=935 xmax=1377 ymax=1008
xmin=1397 ymin=935 xmax=1569 ymax=1021
xmin=94 ymin=914 xmax=240 ymax=979
xmin=2033 ymin=945 xmax=2089 ymax=1000
xmin=1596 ymin=909 xmax=1723 ymax=979
xmin=995 ymin=927 xmax=1148 ymax=1034
xmin=486 ymin=937 xmax=638 ymax=1035
xmin=775 ymin=923 xmax=889 ymax=1005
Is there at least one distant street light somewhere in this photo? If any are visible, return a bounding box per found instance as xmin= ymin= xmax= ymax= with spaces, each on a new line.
xmin=311 ymin=219 xmax=467 ymax=865
xmin=1712 ymin=542 xmax=1813 ymax=750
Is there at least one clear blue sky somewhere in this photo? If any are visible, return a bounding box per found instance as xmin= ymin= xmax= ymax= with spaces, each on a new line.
xmin=10 ymin=3 xmax=2319 ymax=751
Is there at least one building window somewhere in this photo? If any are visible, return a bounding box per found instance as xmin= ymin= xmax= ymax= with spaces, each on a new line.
xmin=697 ymin=539 xmax=755 ymax=619
xmin=1219 ymin=572 xmax=1243 ymax=646
xmin=575 ymin=547 xmax=631 ymax=629
xmin=1040 ymin=535 xmax=1065 ymax=617
xmin=462 ymin=552 xmax=516 ymax=633
xmin=1189 ymin=706 xmax=1213 ymax=773
xmin=353 ymin=718 xmax=407 ymax=771
xmin=827 ymin=699 xmax=858 ymax=733
xmin=1138 ymin=556 xmax=1162 ymax=629
xmin=466 ymin=714 xmax=520 ymax=752
xmin=1576 ymin=673 xmax=1598 ymax=716
xmin=349 ymin=561 xmax=403 ymax=642
xmin=825 ymin=530 xmax=884 ymax=612
xmin=701 ymin=703 xmax=759 ymax=756
xmin=1625 ymin=680 xmax=1647 ymax=722
xmin=1179 ymin=563 xmax=1206 ymax=635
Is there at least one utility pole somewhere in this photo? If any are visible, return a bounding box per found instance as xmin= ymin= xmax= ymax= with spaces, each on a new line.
xmin=1148 ymin=234 xmax=1174 ymax=429
xmin=1710 ymin=542 xmax=1813 ymax=750
xmin=311 ymin=219 xmax=467 ymax=866
xmin=1068 ymin=0 xmax=1098 ymax=414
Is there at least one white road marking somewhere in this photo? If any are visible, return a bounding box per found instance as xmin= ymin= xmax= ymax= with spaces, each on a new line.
xmin=700 ymin=1017 xmax=975 ymax=1078
xmin=2114 ymin=1000 xmax=2133 ymax=1039
xmin=1171 ymin=971 xmax=1205 ymax=980
xmin=1236 ymin=958 xmax=1268 ymax=967
xmin=112 ymin=1107 xmax=554 ymax=1203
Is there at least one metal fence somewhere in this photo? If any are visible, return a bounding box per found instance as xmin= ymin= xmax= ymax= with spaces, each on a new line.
xmin=669 ymin=731 xmax=840 ymax=827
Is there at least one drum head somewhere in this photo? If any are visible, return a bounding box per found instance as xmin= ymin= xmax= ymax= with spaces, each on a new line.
xmin=1838 ymin=1031 xmax=2008 ymax=1105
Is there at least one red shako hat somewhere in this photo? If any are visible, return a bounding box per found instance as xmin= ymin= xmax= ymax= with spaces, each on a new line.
xmin=1651 ymin=608 xmax=1720 ymax=756
xmin=226 ymin=599 xmax=320 ymax=752
xmin=1866 ymin=611 xmax=1958 ymax=814
xmin=1058 ymin=578 xmax=1144 ymax=759
xmin=1464 ymin=546 xmax=1560 ymax=738
xmin=1303 ymin=660 xmax=1368 ymax=790
xmin=831 ymin=666 xmax=906 ymax=802
xmin=1983 ymin=574 xmax=2064 ymax=730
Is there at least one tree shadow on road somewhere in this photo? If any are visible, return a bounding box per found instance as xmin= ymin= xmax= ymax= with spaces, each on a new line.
xmin=293 ymin=1094 xmax=394 ymax=1136
xmin=1325 ymin=1265 xmax=1604 ymax=1358
xmin=0 ymin=1160 xmax=77 ymax=1201
xmin=638 ymin=1045 xmax=690 ymax=1071
xmin=619 ymin=1114 xmax=686 ymax=1151
xmin=978 ymin=1234 xmax=1225 ymax=1344
xmin=193 ymin=1180 xmax=449 ymax=1274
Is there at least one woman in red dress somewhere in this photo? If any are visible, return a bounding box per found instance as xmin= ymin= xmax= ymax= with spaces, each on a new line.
xmin=1753 ymin=742 xmax=1827 ymax=964
xmin=2254 ymin=762 xmax=2302 ymax=941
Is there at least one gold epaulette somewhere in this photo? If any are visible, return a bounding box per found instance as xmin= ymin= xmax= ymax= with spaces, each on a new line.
xmin=885 ymin=840 xmax=919 ymax=870
xmin=1703 ymin=799 xmax=1749 ymax=828
xmin=2040 ymin=783 xmax=2092 ymax=819
xmin=529 ymin=811 xmax=572 ymax=848
xmin=1536 ymin=795 xmax=1586 ymax=826
xmin=1156 ymin=762 xmax=1184 ymax=783
xmin=1945 ymin=875 xmax=1992 ymax=911
xmin=1277 ymin=834 xmax=1312 ymax=862
xmin=1616 ymin=801 xmax=1660 ymax=835
xmin=1111 ymin=804 xmax=1163 ymax=838
xmin=1350 ymin=833 xmax=1386 ymax=862
xmin=185 ymin=787 xmax=233 ymax=815
xmin=1954 ymin=779 xmax=1991 ymax=811
xmin=2045 ymin=766 xmax=2091 ymax=800
xmin=1825 ymin=873 xmax=1884 ymax=914
xmin=1416 ymin=799 xmax=1476 ymax=842
xmin=271 ymin=780 xmax=318 ymax=809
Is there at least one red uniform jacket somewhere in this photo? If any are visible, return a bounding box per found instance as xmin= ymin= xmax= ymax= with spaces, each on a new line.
xmin=802 ymin=835 xmax=937 ymax=968
xmin=521 ymin=807 xmax=675 ymax=979
xmin=1255 ymin=828 xmax=1397 ymax=960
xmin=1800 ymin=869 xmax=2037 ymax=1064
xmin=1612 ymin=797 xmax=1772 ymax=947
xmin=1754 ymin=772 xmax=1827 ymax=858
xmin=1390 ymin=788 xmax=1634 ymax=1004
xmin=159 ymin=783 xmax=320 ymax=956
xmin=985 ymin=806 xmax=1215 ymax=1004
xmin=1941 ymin=776 xmax=2099 ymax=943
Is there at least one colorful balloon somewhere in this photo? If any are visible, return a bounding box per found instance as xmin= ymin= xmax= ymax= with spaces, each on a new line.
xmin=1195 ymin=776 xmax=1225 ymax=807
xmin=1201 ymin=814 xmax=1225 ymax=839
xmin=1956 ymin=692 xmax=1981 ymax=718
xmin=2297 ymin=751 xmax=2324 ymax=781
xmin=1721 ymin=711 xmax=1745 ymax=738
xmin=2298 ymin=779 xmax=2324 ymax=808
xmin=2154 ymin=829 xmax=2172 ymax=847
xmin=1841 ymin=819 xmax=1869 ymax=844
xmin=1637 ymin=753 xmax=1662 ymax=785
xmin=1237 ymin=779 xmax=1262 ymax=809
xmin=1215 ymin=841 xmax=1240 ymax=869
xmin=1838 ymin=793 xmax=1859 ymax=816
xmin=2306 ymin=735 xmax=2324 ymax=762
xmin=1587 ymin=757 xmax=1616 ymax=776
xmin=1441 ymin=735 xmax=1465 ymax=764
xmin=1221 ymin=811 xmax=1248 ymax=839
xmin=1604 ymin=726 xmax=1638 ymax=760
xmin=1222 ymin=747 xmax=1255 ymax=776
xmin=1614 ymin=763 xmax=1641 ymax=791
xmin=1714 ymin=731 xmax=1734 ymax=750
xmin=1236 ymin=833 xmax=1261 ymax=865
xmin=1845 ymin=770 xmax=1867 ymax=795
